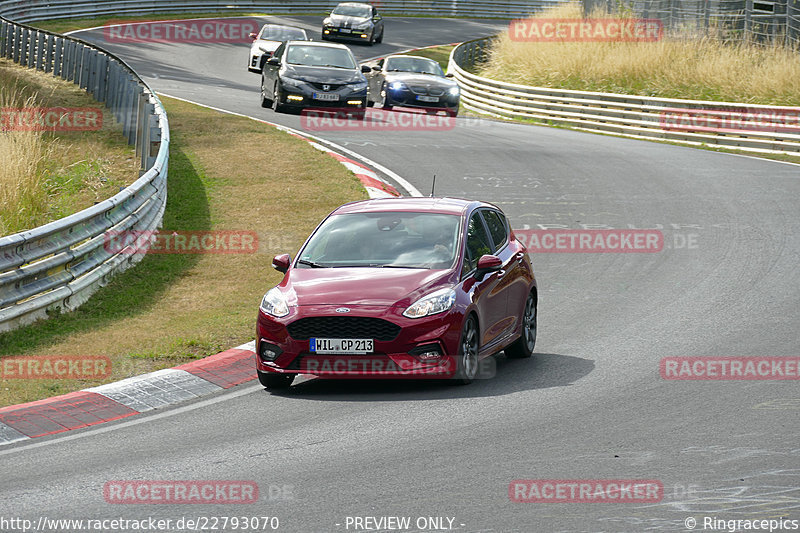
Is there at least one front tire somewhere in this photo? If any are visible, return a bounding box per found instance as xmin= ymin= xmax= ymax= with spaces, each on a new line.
xmin=260 ymin=76 xmax=273 ymax=108
xmin=375 ymin=28 xmax=384 ymax=43
xmin=454 ymin=315 xmax=479 ymax=385
xmin=258 ymin=371 xmax=294 ymax=391
xmin=505 ymin=291 xmax=537 ymax=359
xmin=272 ymin=84 xmax=287 ymax=113
xmin=378 ymin=84 xmax=393 ymax=110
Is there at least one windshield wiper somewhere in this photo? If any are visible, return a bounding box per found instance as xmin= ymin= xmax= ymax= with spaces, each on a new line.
xmin=297 ymin=259 xmax=326 ymax=268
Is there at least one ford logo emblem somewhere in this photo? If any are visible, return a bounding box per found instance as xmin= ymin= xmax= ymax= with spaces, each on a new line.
xmin=335 ymin=307 xmax=351 ymax=313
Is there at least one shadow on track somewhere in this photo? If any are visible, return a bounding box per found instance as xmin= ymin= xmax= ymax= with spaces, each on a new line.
xmin=263 ymin=352 xmax=594 ymax=401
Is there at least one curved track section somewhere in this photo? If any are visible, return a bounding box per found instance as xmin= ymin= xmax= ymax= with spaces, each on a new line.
xmin=1 ymin=16 xmax=798 ymax=533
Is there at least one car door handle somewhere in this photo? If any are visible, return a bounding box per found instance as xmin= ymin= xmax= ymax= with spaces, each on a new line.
xmin=514 ymin=252 xmax=525 ymax=263
xmin=496 ymin=269 xmax=506 ymax=278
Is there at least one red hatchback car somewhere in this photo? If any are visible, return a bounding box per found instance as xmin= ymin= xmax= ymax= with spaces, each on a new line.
xmin=255 ymin=197 xmax=537 ymax=391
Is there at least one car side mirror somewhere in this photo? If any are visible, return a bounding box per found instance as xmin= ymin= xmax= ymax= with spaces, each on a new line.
xmin=272 ymin=254 xmax=291 ymax=273
xmin=372 ymin=65 xmax=381 ymax=71
xmin=474 ymin=254 xmax=502 ymax=280
xmin=267 ymin=57 xmax=281 ymax=66
xmin=361 ymin=65 xmax=372 ymax=73
xmin=445 ymin=73 xmax=454 ymax=78
xmin=249 ymin=32 xmax=258 ymax=40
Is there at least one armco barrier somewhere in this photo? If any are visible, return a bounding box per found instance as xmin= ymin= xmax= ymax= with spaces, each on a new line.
xmin=449 ymin=37 xmax=800 ymax=155
xmin=0 ymin=0 xmax=568 ymax=22
xmin=0 ymin=13 xmax=169 ymax=333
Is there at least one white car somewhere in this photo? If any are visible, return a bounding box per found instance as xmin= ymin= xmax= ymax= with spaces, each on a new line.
xmin=248 ymin=24 xmax=310 ymax=73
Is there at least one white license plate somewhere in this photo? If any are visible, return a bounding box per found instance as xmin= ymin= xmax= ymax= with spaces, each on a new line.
xmin=416 ymin=95 xmax=439 ymax=102
xmin=311 ymin=338 xmax=373 ymax=354
xmin=313 ymin=93 xmax=340 ymax=101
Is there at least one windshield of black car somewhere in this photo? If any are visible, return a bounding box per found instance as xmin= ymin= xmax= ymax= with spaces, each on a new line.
xmin=285 ymin=45 xmax=357 ymax=69
xmin=298 ymin=212 xmax=461 ymax=269
xmin=331 ymin=5 xmax=372 ymax=17
xmin=259 ymin=26 xmax=306 ymax=41
xmin=384 ymin=57 xmax=445 ymax=76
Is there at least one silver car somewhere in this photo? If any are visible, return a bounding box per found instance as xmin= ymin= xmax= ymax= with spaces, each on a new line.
xmin=248 ymin=24 xmax=309 ymax=73
xmin=322 ymin=2 xmax=384 ymax=46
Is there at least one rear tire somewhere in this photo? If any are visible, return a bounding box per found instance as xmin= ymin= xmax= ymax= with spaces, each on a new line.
xmin=505 ymin=291 xmax=537 ymax=359
xmin=258 ymin=371 xmax=294 ymax=391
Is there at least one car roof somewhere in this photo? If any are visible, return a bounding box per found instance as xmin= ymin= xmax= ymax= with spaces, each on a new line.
xmin=385 ymin=54 xmax=438 ymax=61
xmin=334 ymin=197 xmax=499 ymax=216
xmin=335 ymin=2 xmax=374 ymax=7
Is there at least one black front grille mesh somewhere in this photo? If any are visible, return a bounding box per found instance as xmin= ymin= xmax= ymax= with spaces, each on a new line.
xmin=287 ymin=317 xmax=401 ymax=341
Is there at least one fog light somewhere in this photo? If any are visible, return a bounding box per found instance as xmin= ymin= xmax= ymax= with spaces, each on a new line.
xmin=287 ymin=95 xmax=303 ymax=102
xmin=324 ymin=29 xmax=330 ymax=34
xmin=346 ymin=100 xmax=362 ymax=105
xmin=360 ymin=34 xmax=368 ymax=38
xmin=260 ymin=341 xmax=282 ymax=361
xmin=418 ymin=352 xmax=442 ymax=360
xmin=410 ymin=344 xmax=443 ymax=360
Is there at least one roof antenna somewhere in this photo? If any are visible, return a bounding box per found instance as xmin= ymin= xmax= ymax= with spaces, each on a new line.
xmin=430 ymin=174 xmax=436 ymax=197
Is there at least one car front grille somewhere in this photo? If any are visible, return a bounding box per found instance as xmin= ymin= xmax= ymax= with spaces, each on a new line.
xmin=309 ymin=82 xmax=344 ymax=91
xmin=287 ymin=317 xmax=401 ymax=341
xmin=409 ymin=86 xmax=445 ymax=96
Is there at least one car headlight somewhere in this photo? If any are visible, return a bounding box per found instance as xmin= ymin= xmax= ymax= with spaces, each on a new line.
xmin=323 ymin=17 xmax=332 ymax=25
xmin=280 ymin=77 xmax=305 ymax=87
xmin=403 ymin=288 xmax=456 ymax=319
xmin=389 ymin=81 xmax=406 ymax=91
xmin=448 ymin=86 xmax=460 ymax=95
xmin=349 ymin=81 xmax=368 ymax=91
xmin=260 ymin=287 xmax=289 ymax=318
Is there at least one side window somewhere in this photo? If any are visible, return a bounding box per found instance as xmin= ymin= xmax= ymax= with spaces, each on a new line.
xmin=482 ymin=210 xmax=508 ymax=252
xmin=462 ymin=213 xmax=493 ymax=277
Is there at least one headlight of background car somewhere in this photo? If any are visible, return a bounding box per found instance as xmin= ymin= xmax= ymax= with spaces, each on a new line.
xmin=389 ymin=81 xmax=406 ymax=91
xmin=403 ymin=288 xmax=456 ymax=318
xmin=349 ymin=81 xmax=368 ymax=91
xmin=448 ymin=86 xmax=460 ymax=95
xmin=260 ymin=287 xmax=289 ymax=318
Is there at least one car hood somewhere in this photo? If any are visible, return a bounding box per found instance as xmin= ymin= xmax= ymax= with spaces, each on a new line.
xmin=385 ymin=72 xmax=456 ymax=88
xmin=283 ymin=64 xmax=363 ymax=84
xmin=253 ymin=39 xmax=281 ymax=52
xmin=283 ymin=267 xmax=454 ymax=308
xmin=326 ymin=14 xmax=372 ymax=27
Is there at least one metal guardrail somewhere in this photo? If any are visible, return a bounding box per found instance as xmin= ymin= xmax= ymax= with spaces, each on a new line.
xmin=0 ymin=14 xmax=169 ymax=333
xmin=0 ymin=0 xmax=568 ymax=22
xmin=449 ymin=37 xmax=800 ymax=154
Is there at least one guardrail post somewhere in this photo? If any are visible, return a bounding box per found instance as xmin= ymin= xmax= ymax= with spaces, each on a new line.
xmin=44 ymin=34 xmax=53 ymax=73
xmin=745 ymin=0 xmax=754 ymax=38
xmin=147 ymin=111 xmax=160 ymax=170
xmin=27 ymin=29 xmax=35 ymax=68
xmin=35 ymin=32 xmax=45 ymax=70
xmin=13 ymin=27 xmax=23 ymax=63
xmin=64 ymin=40 xmax=74 ymax=81
xmin=78 ymin=45 xmax=89 ymax=90
xmin=95 ymin=54 xmax=108 ymax=103
xmin=0 ymin=20 xmax=7 ymax=58
xmin=135 ymin=89 xmax=147 ymax=166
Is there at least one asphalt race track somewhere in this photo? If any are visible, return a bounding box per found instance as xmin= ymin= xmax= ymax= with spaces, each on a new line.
xmin=1 ymin=15 xmax=799 ymax=533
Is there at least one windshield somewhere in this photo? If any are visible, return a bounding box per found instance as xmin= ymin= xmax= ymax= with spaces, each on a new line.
xmin=285 ymin=44 xmax=357 ymax=69
xmin=298 ymin=212 xmax=461 ymax=269
xmin=259 ymin=25 xmax=307 ymax=41
xmin=384 ymin=57 xmax=445 ymax=76
xmin=332 ymin=5 xmax=372 ymax=17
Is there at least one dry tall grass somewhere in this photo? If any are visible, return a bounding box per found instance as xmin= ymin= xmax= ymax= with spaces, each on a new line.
xmin=482 ymin=4 xmax=800 ymax=105
xmin=0 ymin=81 xmax=50 ymax=236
